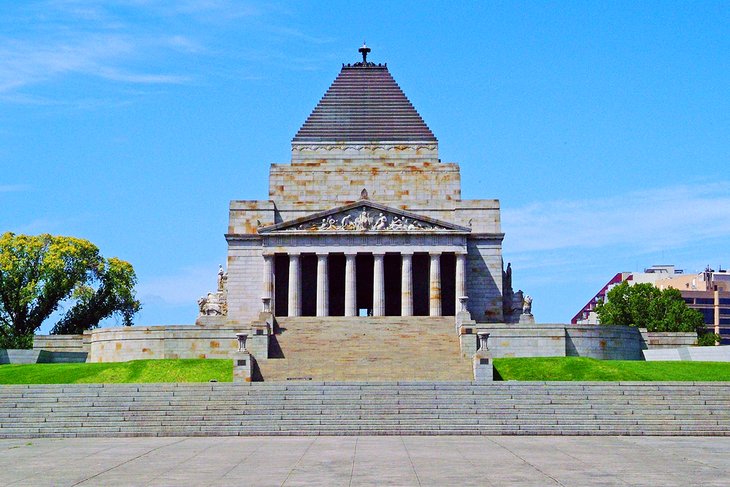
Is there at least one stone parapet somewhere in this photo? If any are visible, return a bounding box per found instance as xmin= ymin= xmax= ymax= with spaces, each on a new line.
xmin=458 ymin=324 xmax=651 ymax=360
xmin=640 ymin=329 xmax=697 ymax=349
xmin=85 ymin=325 xmax=242 ymax=363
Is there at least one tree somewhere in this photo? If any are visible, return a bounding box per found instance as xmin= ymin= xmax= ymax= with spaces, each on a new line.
xmin=0 ymin=232 xmax=141 ymax=348
xmin=595 ymin=281 xmax=714 ymax=342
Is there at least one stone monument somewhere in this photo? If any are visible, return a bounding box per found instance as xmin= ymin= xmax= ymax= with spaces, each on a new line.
xmin=220 ymin=46 xmax=526 ymax=325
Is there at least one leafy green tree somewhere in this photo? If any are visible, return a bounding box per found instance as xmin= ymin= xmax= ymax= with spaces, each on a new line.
xmin=595 ymin=281 xmax=711 ymax=342
xmin=0 ymin=233 xmax=141 ymax=348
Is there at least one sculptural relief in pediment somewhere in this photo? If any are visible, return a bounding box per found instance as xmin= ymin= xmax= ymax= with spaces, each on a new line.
xmin=283 ymin=205 xmax=467 ymax=233
xmin=258 ymin=201 xmax=471 ymax=234
xmin=298 ymin=207 xmax=440 ymax=232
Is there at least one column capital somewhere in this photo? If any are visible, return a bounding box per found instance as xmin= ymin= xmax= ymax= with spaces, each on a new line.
xmin=372 ymin=251 xmax=386 ymax=258
xmin=429 ymin=251 xmax=442 ymax=257
xmin=288 ymin=251 xmax=301 ymax=257
xmin=400 ymin=250 xmax=415 ymax=257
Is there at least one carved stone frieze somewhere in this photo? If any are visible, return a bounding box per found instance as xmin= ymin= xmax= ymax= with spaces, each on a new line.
xmin=297 ymin=207 xmax=441 ymax=232
xmin=291 ymin=144 xmax=438 ymax=153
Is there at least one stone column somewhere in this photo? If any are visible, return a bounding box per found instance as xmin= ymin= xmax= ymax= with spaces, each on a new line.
xmin=429 ymin=252 xmax=442 ymax=317
xmin=373 ymin=252 xmax=385 ymax=317
xmin=401 ymin=252 xmax=413 ymax=317
xmin=262 ymin=253 xmax=274 ymax=309
xmin=316 ymin=253 xmax=329 ymax=317
xmin=287 ymin=253 xmax=301 ymax=317
xmin=455 ymin=252 xmax=467 ymax=312
xmin=345 ymin=253 xmax=357 ymax=317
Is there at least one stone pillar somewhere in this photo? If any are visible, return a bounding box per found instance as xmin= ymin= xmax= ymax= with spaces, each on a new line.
xmin=473 ymin=332 xmax=493 ymax=382
xmin=373 ymin=252 xmax=385 ymax=317
xmin=455 ymin=252 xmax=466 ymax=313
xmin=429 ymin=252 xmax=442 ymax=316
xmin=316 ymin=253 xmax=329 ymax=317
xmin=345 ymin=253 xmax=357 ymax=317
xmin=287 ymin=253 xmax=301 ymax=317
xmin=401 ymin=252 xmax=413 ymax=317
xmin=233 ymin=333 xmax=252 ymax=383
xmin=262 ymin=253 xmax=274 ymax=310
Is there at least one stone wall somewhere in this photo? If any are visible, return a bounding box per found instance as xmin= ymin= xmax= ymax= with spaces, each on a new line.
xmin=475 ymin=324 xmax=566 ymax=358
xmin=226 ymin=240 xmax=264 ymax=324
xmin=459 ymin=324 xmax=684 ymax=361
xmin=33 ymin=334 xmax=87 ymax=353
xmin=644 ymin=345 xmax=730 ymax=361
xmin=566 ymin=325 xmax=643 ymax=360
xmin=85 ymin=326 xmax=242 ymax=363
xmin=466 ymin=237 xmax=504 ymax=322
xmin=640 ymin=330 xmax=697 ymax=349
xmin=2 ymin=348 xmax=87 ymax=364
xmin=269 ymin=160 xmax=461 ymax=206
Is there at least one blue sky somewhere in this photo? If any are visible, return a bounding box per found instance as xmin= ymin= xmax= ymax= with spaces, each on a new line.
xmin=1 ymin=1 xmax=728 ymax=331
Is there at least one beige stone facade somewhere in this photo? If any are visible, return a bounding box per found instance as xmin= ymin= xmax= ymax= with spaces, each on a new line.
xmin=219 ymin=55 xmax=512 ymax=327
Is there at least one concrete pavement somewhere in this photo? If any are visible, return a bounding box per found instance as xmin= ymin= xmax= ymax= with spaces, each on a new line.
xmin=2 ymin=436 xmax=729 ymax=486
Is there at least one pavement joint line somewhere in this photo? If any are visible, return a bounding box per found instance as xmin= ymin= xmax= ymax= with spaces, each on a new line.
xmin=546 ymin=437 xmax=632 ymax=486
xmin=69 ymin=437 xmax=189 ymax=487
xmin=143 ymin=436 xmax=222 ymax=485
xmin=400 ymin=436 xmax=422 ymax=487
xmin=486 ymin=436 xmax=566 ymax=486
xmin=206 ymin=437 xmax=263 ymax=487
xmin=280 ymin=436 xmax=317 ymax=487
xmin=452 ymin=440 xmax=497 ymax=487
xmin=348 ymin=436 xmax=358 ymax=487
xmin=627 ymin=435 xmax=730 ymax=476
xmin=5 ymin=438 xmax=124 ymax=487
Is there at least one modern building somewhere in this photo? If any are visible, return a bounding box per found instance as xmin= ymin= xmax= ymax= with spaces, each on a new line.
xmin=656 ymin=267 xmax=730 ymax=344
xmin=571 ymin=265 xmax=683 ymax=325
xmin=573 ymin=265 xmax=730 ymax=344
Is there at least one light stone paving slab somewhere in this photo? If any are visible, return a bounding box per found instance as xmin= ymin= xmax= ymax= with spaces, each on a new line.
xmin=2 ymin=436 xmax=730 ymax=486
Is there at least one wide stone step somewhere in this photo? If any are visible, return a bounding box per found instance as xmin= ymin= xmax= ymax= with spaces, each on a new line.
xmin=2 ymin=382 xmax=729 ymax=438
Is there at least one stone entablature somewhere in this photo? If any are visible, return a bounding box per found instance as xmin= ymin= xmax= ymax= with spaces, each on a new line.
xmin=290 ymin=143 xmax=438 ymax=162
xmin=259 ymin=200 xmax=471 ymax=234
xmin=228 ymin=199 xmax=501 ymax=236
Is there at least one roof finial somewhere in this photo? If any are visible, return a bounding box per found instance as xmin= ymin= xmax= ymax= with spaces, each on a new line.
xmin=358 ymin=42 xmax=371 ymax=63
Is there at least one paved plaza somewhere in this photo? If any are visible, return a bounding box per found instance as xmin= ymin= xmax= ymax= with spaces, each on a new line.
xmin=1 ymin=436 xmax=729 ymax=486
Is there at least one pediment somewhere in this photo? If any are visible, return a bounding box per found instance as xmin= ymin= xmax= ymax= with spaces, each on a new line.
xmin=259 ymin=200 xmax=470 ymax=234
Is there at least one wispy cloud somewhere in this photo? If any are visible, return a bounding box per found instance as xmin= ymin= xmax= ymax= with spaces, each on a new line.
xmin=136 ymin=264 xmax=220 ymax=307
xmin=503 ymin=182 xmax=730 ymax=254
xmin=0 ymin=184 xmax=30 ymax=193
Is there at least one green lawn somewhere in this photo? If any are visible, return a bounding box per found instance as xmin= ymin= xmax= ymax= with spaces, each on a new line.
xmin=0 ymin=359 xmax=232 ymax=384
xmin=493 ymin=357 xmax=730 ymax=381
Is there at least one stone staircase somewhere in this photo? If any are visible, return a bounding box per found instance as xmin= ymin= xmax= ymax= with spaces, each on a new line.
xmin=1 ymin=382 xmax=729 ymax=438
xmin=257 ymin=317 xmax=472 ymax=381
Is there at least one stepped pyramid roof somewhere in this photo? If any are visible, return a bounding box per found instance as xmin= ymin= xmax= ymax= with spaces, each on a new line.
xmin=293 ymin=46 xmax=437 ymax=145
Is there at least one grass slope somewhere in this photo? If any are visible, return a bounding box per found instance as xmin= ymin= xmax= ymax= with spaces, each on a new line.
xmin=0 ymin=359 xmax=232 ymax=384
xmin=493 ymin=357 xmax=730 ymax=381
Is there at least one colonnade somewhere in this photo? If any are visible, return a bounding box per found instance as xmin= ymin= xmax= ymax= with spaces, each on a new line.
xmin=262 ymin=251 xmax=467 ymax=317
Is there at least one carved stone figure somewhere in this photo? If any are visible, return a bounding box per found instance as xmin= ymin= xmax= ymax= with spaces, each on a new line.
xmin=217 ymin=264 xmax=226 ymax=292
xmin=388 ymin=216 xmax=403 ymax=230
xmin=354 ymin=209 xmax=371 ymax=230
xmin=198 ymin=265 xmax=228 ymax=317
xmin=522 ymin=294 xmax=533 ymax=315
xmin=291 ymin=208 xmax=449 ymax=232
